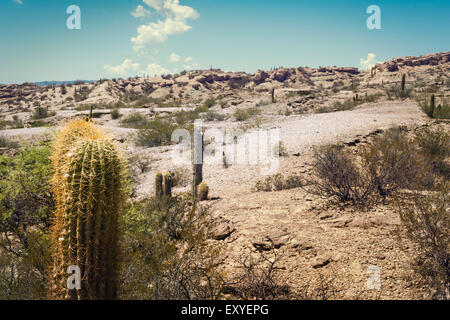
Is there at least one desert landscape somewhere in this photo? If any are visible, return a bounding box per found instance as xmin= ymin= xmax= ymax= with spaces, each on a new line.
xmin=0 ymin=50 xmax=449 ymax=300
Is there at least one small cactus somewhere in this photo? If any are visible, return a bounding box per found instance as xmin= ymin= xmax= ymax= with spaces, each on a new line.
xmin=401 ymin=74 xmax=406 ymax=92
xmin=197 ymin=182 xmax=209 ymax=201
xmin=271 ymin=88 xmax=276 ymax=103
xmin=155 ymin=171 xmax=163 ymax=198
xmin=162 ymin=172 xmax=173 ymax=197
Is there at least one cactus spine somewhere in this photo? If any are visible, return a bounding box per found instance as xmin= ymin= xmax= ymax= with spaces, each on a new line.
xmin=50 ymin=120 xmax=125 ymax=300
xmin=197 ymin=182 xmax=209 ymax=201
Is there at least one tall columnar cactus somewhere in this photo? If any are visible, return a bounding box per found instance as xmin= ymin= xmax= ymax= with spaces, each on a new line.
xmin=50 ymin=120 xmax=125 ymax=300
xmin=155 ymin=171 xmax=163 ymax=198
xmin=271 ymin=88 xmax=276 ymax=103
xmin=430 ymin=94 xmax=436 ymax=118
xmin=163 ymin=172 xmax=173 ymax=197
xmin=401 ymin=74 xmax=406 ymax=92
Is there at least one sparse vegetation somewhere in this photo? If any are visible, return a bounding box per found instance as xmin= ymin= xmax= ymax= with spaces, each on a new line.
xmin=32 ymin=107 xmax=55 ymax=120
xmin=395 ymin=183 xmax=449 ymax=300
xmin=121 ymin=113 xmax=149 ymax=128
xmin=0 ymin=135 xmax=19 ymax=149
xmin=309 ymin=127 xmax=448 ymax=206
xmin=111 ymin=108 xmax=122 ymax=119
xmin=255 ymin=173 xmax=303 ymax=192
xmin=136 ymin=118 xmax=179 ymax=147
xmin=225 ymin=249 xmax=290 ymax=300
xmin=419 ymin=94 xmax=450 ymax=119
xmin=234 ymin=107 xmax=261 ymax=121
xmin=0 ymin=143 xmax=54 ymax=299
xmin=121 ymin=195 xmax=224 ymax=299
xmin=315 ymin=93 xmax=383 ymax=114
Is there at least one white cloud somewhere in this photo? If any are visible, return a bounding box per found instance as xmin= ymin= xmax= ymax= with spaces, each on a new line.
xmin=142 ymin=63 xmax=170 ymax=76
xmin=13 ymin=0 xmax=23 ymax=4
xmin=169 ymin=53 xmax=181 ymax=63
xmin=143 ymin=0 xmax=164 ymax=11
xmin=184 ymin=56 xmax=192 ymax=63
xmin=104 ymin=59 xmax=140 ymax=76
xmin=131 ymin=0 xmax=199 ymax=52
xmin=183 ymin=62 xmax=200 ymax=71
xmin=360 ymin=53 xmax=377 ymax=70
xmin=131 ymin=5 xmax=150 ymax=18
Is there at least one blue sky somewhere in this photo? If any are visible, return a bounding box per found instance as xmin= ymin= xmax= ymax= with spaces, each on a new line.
xmin=1 ymin=0 xmax=449 ymax=83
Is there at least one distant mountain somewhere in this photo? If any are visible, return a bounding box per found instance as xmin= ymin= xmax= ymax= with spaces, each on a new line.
xmin=34 ymin=80 xmax=97 ymax=86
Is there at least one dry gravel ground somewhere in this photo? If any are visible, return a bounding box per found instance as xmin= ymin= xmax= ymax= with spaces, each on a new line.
xmin=125 ymin=100 xmax=431 ymax=299
xmin=0 ymin=100 xmax=433 ymax=299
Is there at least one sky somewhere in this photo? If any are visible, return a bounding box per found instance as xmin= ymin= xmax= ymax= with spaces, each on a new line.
xmin=1 ymin=0 xmax=449 ymax=84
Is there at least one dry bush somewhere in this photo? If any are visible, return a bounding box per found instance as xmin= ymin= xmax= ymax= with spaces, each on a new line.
xmin=255 ymin=173 xmax=303 ymax=192
xmin=414 ymin=127 xmax=450 ymax=179
xmin=170 ymin=168 xmax=191 ymax=188
xmin=360 ymin=127 xmax=435 ymax=196
xmin=224 ymin=248 xmax=291 ymax=300
xmin=310 ymin=128 xmax=443 ymax=206
xmin=309 ymin=145 xmax=373 ymax=206
xmin=296 ymin=274 xmax=342 ymax=300
xmin=395 ymin=184 xmax=449 ymax=300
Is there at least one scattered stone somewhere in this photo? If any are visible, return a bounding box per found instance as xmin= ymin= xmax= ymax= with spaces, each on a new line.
xmin=252 ymin=231 xmax=290 ymax=251
xmin=210 ymin=220 xmax=235 ymax=241
xmin=311 ymin=255 xmax=332 ymax=269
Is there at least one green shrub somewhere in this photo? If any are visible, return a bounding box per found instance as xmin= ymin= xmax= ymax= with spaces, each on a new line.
xmin=316 ymin=93 xmax=383 ymax=114
xmin=418 ymin=94 xmax=450 ymax=119
xmin=0 ymin=143 xmax=54 ymax=299
xmin=205 ymin=110 xmax=226 ymax=121
xmin=121 ymin=113 xmax=149 ymax=128
xmin=111 ymin=108 xmax=122 ymax=119
xmin=415 ymin=127 xmax=450 ymax=178
xmin=136 ymin=118 xmax=178 ymax=147
xmin=121 ymin=195 xmax=224 ymax=299
xmin=255 ymin=173 xmax=303 ymax=192
xmin=386 ymin=85 xmax=412 ymax=100
xmin=0 ymin=135 xmax=19 ymax=149
xmin=360 ymin=127 xmax=435 ymax=196
xmin=203 ymin=98 xmax=216 ymax=109
xmin=234 ymin=108 xmax=261 ymax=121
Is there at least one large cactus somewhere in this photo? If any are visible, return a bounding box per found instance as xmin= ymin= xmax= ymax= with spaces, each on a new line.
xmin=50 ymin=120 xmax=125 ymax=300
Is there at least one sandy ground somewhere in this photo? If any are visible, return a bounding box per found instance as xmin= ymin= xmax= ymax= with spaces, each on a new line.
xmin=0 ymin=99 xmax=434 ymax=299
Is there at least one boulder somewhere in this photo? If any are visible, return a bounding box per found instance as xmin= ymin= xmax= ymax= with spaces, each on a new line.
xmin=150 ymin=87 xmax=171 ymax=100
xmin=252 ymin=231 xmax=290 ymax=251
xmin=252 ymin=70 xmax=269 ymax=84
xmin=271 ymin=68 xmax=291 ymax=82
xmin=210 ymin=220 xmax=235 ymax=241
